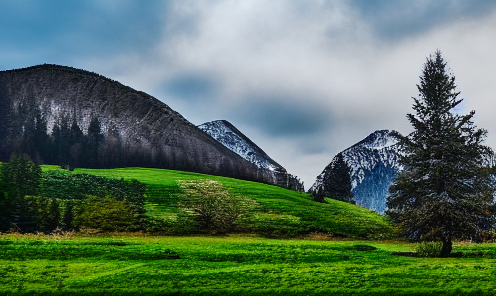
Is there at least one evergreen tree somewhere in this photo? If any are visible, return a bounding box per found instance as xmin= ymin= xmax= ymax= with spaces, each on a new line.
xmin=62 ymin=201 xmax=75 ymax=231
xmin=387 ymin=50 xmax=495 ymax=257
xmin=68 ymin=118 xmax=84 ymax=168
xmin=50 ymin=123 xmax=61 ymax=164
xmin=86 ymin=117 xmax=103 ymax=168
xmin=33 ymin=110 xmax=50 ymax=162
xmin=0 ymin=155 xmax=42 ymax=232
xmin=313 ymin=153 xmax=354 ymax=204
xmin=325 ymin=153 xmax=354 ymax=204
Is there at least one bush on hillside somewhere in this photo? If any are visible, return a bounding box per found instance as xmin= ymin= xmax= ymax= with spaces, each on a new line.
xmin=415 ymin=241 xmax=443 ymax=257
xmin=23 ymin=196 xmax=61 ymax=233
xmin=177 ymin=180 xmax=257 ymax=234
xmin=73 ymin=195 xmax=139 ymax=232
xmin=41 ymin=171 xmax=146 ymax=203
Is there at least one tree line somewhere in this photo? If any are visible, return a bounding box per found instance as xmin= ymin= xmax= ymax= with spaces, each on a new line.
xmin=0 ymin=155 xmax=147 ymax=233
xmin=0 ymin=111 xmax=210 ymax=173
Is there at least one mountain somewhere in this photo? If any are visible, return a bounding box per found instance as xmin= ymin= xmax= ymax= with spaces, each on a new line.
xmin=0 ymin=64 xmax=279 ymax=185
xmin=198 ymin=120 xmax=304 ymax=191
xmin=309 ymin=130 xmax=403 ymax=213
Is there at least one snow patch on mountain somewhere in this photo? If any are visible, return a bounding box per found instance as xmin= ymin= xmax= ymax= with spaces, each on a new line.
xmin=198 ymin=120 xmax=281 ymax=172
xmin=310 ymin=130 xmax=404 ymax=214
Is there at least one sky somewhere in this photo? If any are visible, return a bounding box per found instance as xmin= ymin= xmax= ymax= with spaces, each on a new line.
xmin=1 ymin=0 xmax=495 ymax=189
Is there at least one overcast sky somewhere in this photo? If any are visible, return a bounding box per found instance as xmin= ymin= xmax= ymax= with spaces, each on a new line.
xmin=1 ymin=0 xmax=495 ymax=188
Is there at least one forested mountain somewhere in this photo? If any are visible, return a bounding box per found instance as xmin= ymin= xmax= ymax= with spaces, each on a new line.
xmin=0 ymin=64 xmax=283 ymax=186
xmin=309 ymin=130 xmax=403 ymax=213
xmin=198 ymin=120 xmax=304 ymax=191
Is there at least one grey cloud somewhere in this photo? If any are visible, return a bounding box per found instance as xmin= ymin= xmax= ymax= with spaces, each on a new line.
xmin=165 ymin=73 xmax=219 ymax=102
xmin=233 ymin=93 xmax=333 ymax=138
xmin=349 ymin=0 xmax=496 ymax=41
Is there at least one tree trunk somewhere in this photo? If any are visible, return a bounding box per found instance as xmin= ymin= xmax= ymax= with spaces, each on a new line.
xmin=440 ymin=238 xmax=452 ymax=257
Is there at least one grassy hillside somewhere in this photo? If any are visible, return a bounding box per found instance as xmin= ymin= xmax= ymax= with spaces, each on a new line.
xmin=65 ymin=167 xmax=395 ymax=238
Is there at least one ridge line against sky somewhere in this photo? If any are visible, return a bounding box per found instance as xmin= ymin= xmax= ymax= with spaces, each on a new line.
xmin=1 ymin=0 xmax=495 ymax=188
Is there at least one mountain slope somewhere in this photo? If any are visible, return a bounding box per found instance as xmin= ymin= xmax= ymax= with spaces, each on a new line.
xmin=309 ymin=130 xmax=403 ymax=213
xmin=198 ymin=120 xmax=304 ymax=191
xmin=0 ymin=64 xmax=268 ymax=183
xmin=70 ymin=166 xmax=394 ymax=238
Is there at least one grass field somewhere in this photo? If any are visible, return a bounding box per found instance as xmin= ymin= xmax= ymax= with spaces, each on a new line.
xmin=67 ymin=167 xmax=395 ymax=238
xmin=0 ymin=234 xmax=495 ymax=296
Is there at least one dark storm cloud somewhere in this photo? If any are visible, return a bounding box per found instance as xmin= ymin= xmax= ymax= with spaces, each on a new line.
xmin=166 ymin=74 xmax=219 ymax=102
xmin=235 ymin=94 xmax=332 ymax=138
xmin=350 ymin=0 xmax=496 ymax=41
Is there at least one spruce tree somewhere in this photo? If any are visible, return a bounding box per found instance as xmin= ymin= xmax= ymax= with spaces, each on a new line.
xmin=387 ymin=50 xmax=495 ymax=257
xmin=0 ymin=155 xmax=42 ymax=232
xmin=325 ymin=153 xmax=354 ymax=204
xmin=86 ymin=117 xmax=103 ymax=168
xmin=313 ymin=153 xmax=354 ymax=204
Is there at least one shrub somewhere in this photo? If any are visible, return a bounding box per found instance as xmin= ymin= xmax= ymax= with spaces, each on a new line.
xmin=73 ymin=195 xmax=139 ymax=232
xmin=415 ymin=241 xmax=443 ymax=257
xmin=177 ymin=180 xmax=257 ymax=234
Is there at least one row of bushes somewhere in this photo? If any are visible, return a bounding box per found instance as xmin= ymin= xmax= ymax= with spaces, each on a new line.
xmin=0 ymin=155 xmax=147 ymax=233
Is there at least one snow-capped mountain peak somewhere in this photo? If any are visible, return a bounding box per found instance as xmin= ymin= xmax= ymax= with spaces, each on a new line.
xmin=310 ymin=130 xmax=403 ymax=214
xmin=198 ymin=120 xmax=304 ymax=192
xmin=198 ymin=120 xmax=281 ymax=171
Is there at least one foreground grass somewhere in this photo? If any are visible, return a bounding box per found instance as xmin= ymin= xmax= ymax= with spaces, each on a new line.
xmin=0 ymin=234 xmax=495 ymax=296
xmin=69 ymin=167 xmax=394 ymax=238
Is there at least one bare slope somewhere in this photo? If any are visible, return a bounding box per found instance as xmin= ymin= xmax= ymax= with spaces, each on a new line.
xmin=198 ymin=120 xmax=304 ymax=191
xmin=0 ymin=64 xmax=267 ymax=183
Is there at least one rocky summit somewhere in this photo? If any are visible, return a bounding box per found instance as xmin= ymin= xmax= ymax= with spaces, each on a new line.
xmin=198 ymin=120 xmax=304 ymax=191
xmin=309 ymin=130 xmax=403 ymax=213
xmin=0 ymin=64 xmax=286 ymax=187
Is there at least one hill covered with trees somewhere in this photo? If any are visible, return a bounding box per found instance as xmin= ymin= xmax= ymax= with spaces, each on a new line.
xmin=0 ymin=64 xmax=294 ymax=188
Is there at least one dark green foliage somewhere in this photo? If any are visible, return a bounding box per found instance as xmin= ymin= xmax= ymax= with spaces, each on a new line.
xmin=1 ymin=155 xmax=42 ymax=198
xmin=39 ymin=171 xmax=147 ymax=232
xmin=177 ymin=180 xmax=257 ymax=234
xmin=387 ymin=50 xmax=495 ymax=257
xmin=40 ymin=171 xmax=146 ymax=203
xmin=22 ymin=196 xmax=61 ymax=233
xmin=0 ymin=155 xmax=42 ymax=232
xmin=73 ymin=196 xmax=139 ymax=232
xmin=68 ymin=118 xmax=84 ymax=168
xmin=312 ymin=153 xmax=354 ymax=204
xmin=0 ymin=161 xmax=147 ymax=233
xmin=61 ymin=200 xmax=79 ymax=231
xmin=85 ymin=117 xmax=103 ymax=168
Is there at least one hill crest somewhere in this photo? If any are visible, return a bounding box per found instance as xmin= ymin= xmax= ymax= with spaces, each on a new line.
xmin=0 ymin=64 xmax=280 ymax=186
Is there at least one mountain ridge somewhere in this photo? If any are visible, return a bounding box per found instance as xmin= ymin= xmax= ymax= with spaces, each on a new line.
xmin=310 ymin=130 xmax=403 ymax=213
xmin=0 ymin=64 xmax=281 ymax=186
xmin=198 ymin=120 xmax=304 ymax=191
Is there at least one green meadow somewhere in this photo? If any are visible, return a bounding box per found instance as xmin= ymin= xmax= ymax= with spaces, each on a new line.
xmin=71 ymin=167 xmax=394 ymax=238
xmin=0 ymin=234 xmax=495 ymax=296
xmin=1 ymin=166 xmax=494 ymax=295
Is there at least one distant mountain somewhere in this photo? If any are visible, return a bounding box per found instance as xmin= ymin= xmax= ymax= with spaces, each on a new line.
xmin=198 ymin=120 xmax=304 ymax=191
xmin=0 ymin=64 xmax=279 ymax=185
xmin=309 ymin=130 xmax=403 ymax=213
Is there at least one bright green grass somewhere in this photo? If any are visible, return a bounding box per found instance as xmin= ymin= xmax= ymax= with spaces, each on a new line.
xmin=0 ymin=234 xmax=495 ymax=296
xmin=66 ymin=167 xmax=394 ymax=238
